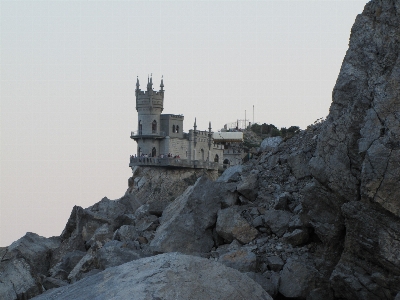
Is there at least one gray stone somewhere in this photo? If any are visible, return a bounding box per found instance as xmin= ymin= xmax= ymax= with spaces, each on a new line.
xmin=42 ymin=277 xmax=68 ymax=291
xmin=112 ymin=225 xmax=139 ymax=242
xmin=237 ymin=173 xmax=258 ymax=201
xmin=97 ymin=240 xmax=146 ymax=269
xmin=246 ymin=271 xmax=279 ymax=298
xmin=217 ymin=164 xmax=243 ymax=182
xmin=282 ymin=229 xmax=309 ymax=246
xmin=85 ymin=224 xmax=113 ymax=249
xmin=218 ymin=248 xmax=257 ymax=272
xmin=33 ymin=253 xmax=272 ymax=300
xmin=266 ymin=256 xmax=284 ymax=272
xmin=216 ymin=206 xmax=258 ymax=244
xmin=67 ymin=252 xmax=97 ymax=283
xmin=150 ymin=177 xmax=236 ymax=254
xmin=274 ymin=192 xmax=290 ymax=210
xmin=263 ymin=210 xmax=292 ymax=237
xmin=260 ymin=136 xmax=283 ymax=152
xmin=279 ymin=259 xmax=317 ymax=298
xmin=287 ymin=151 xmax=311 ymax=179
xmin=0 ymin=233 xmax=61 ymax=300
xmin=49 ymin=250 xmax=86 ymax=280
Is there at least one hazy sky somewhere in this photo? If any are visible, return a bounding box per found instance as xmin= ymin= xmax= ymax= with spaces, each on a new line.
xmin=1 ymin=0 xmax=369 ymax=246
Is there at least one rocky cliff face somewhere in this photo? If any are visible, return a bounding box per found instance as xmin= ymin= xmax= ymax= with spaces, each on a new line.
xmin=2 ymin=1 xmax=400 ymax=299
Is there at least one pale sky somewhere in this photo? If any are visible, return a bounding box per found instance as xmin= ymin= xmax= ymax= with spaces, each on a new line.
xmin=1 ymin=0 xmax=369 ymax=246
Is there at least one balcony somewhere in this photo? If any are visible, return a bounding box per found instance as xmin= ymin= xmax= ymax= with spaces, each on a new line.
xmin=129 ymin=156 xmax=219 ymax=170
xmin=130 ymin=131 xmax=167 ymax=140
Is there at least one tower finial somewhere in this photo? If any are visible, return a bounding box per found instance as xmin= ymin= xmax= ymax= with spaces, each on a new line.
xmin=136 ymin=76 xmax=140 ymax=89
xmin=160 ymin=75 xmax=164 ymax=91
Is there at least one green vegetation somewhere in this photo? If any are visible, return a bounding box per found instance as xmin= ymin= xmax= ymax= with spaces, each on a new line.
xmin=250 ymin=123 xmax=300 ymax=139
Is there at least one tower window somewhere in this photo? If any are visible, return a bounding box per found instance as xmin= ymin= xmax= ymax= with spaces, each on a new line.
xmin=152 ymin=120 xmax=157 ymax=133
xmin=172 ymin=125 xmax=175 ymax=133
xmin=139 ymin=120 xmax=142 ymax=135
xmin=176 ymin=125 xmax=179 ymax=133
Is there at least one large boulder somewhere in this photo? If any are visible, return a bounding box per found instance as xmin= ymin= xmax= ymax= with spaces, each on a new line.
xmin=260 ymin=136 xmax=283 ymax=152
xmin=32 ymin=253 xmax=272 ymax=300
xmin=0 ymin=233 xmax=61 ymax=300
xmin=150 ymin=177 xmax=236 ymax=255
xmin=216 ymin=206 xmax=258 ymax=244
xmin=279 ymin=258 xmax=317 ymax=298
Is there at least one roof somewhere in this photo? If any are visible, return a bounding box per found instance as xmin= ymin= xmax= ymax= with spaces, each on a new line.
xmin=212 ymin=132 xmax=243 ymax=142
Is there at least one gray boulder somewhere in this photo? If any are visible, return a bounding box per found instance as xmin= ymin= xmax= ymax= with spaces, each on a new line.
xmin=279 ymin=258 xmax=317 ymax=298
xmin=150 ymin=177 xmax=236 ymax=255
xmin=97 ymin=240 xmax=146 ymax=269
xmin=0 ymin=233 xmax=61 ymax=300
xmin=49 ymin=250 xmax=86 ymax=280
xmin=282 ymin=229 xmax=309 ymax=246
xmin=218 ymin=247 xmax=257 ymax=272
xmin=260 ymin=136 xmax=283 ymax=152
xmin=217 ymin=164 xmax=243 ymax=182
xmin=264 ymin=210 xmax=292 ymax=237
xmin=266 ymin=256 xmax=284 ymax=272
xmin=216 ymin=206 xmax=258 ymax=244
xmin=112 ymin=225 xmax=139 ymax=242
xmin=237 ymin=173 xmax=258 ymax=201
xmin=32 ymin=253 xmax=272 ymax=300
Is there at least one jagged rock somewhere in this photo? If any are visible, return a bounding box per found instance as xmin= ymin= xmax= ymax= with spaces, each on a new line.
xmin=282 ymin=229 xmax=309 ymax=246
xmin=287 ymin=151 xmax=311 ymax=179
xmin=67 ymin=252 xmax=97 ymax=283
xmin=216 ymin=206 xmax=258 ymax=244
xmin=97 ymin=240 xmax=146 ymax=269
xmin=266 ymin=256 xmax=284 ymax=272
xmin=85 ymin=224 xmax=113 ymax=249
xmin=112 ymin=225 xmax=139 ymax=242
xmin=330 ymin=201 xmax=400 ymax=299
xmin=49 ymin=250 xmax=86 ymax=280
xmin=217 ymin=164 xmax=243 ymax=182
xmin=263 ymin=210 xmax=292 ymax=237
xmin=274 ymin=192 xmax=290 ymax=210
xmin=260 ymin=136 xmax=283 ymax=152
xmin=33 ymin=253 xmax=273 ymax=300
xmin=279 ymin=258 xmax=317 ymax=298
xmin=42 ymin=277 xmax=68 ymax=291
xmin=150 ymin=177 xmax=235 ymax=255
xmin=218 ymin=247 xmax=257 ymax=273
xmin=0 ymin=233 xmax=61 ymax=300
xmin=237 ymin=172 xmax=258 ymax=201
xmin=302 ymin=180 xmax=346 ymax=244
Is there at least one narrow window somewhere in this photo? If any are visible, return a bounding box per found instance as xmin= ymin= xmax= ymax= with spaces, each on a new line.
xmin=176 ymin=125 xmax=180 ymax=133
xmin=172 ymin=125 xmax=175 ymax=133
xmin=152 ymin=120 xmax=157 ymax=133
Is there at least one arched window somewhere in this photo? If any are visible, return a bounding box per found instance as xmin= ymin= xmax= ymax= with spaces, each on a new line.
xmin=201 ymin=149 xmax=204 ymax=161
xmin=138 ymin=120 xmax=142 ymax=135
xmin=152 ymin=120 xmax=157 ymax=133
xmin=176 ymin=125 xmax=179 ymax=133
xmin=214 ymin=154 xmax=219 ymax=162
xmin=172 ymin=125 xmax=175 ymax=133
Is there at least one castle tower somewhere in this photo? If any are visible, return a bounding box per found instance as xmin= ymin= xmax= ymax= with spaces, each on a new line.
xmin=132 ymin=74 xmax=165 ymax=156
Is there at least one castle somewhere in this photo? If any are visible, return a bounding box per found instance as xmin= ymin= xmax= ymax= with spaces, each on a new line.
xmin=129 ymin=75 xmax=244 ymax=170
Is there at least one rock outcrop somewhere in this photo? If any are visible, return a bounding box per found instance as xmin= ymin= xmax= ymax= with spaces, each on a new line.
xmin=3 ymin=1 xmax=400 ymax=299
xmin=33 ymin=253 xmax=272 ymax=300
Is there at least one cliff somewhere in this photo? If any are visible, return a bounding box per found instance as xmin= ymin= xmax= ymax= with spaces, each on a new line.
xmin=1 ymin=1 xmax=400 ymax=299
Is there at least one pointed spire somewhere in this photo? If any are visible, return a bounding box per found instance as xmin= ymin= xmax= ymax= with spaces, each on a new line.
xmin=147 ymin=74 xmax=152 ymax=90
xmin=160 ymin=75 xmax=164 ymax=91
xmin=209 ymin=121 xmax=211 ymax=131
xmin=136 ymin=76 xmax=140 ymax=89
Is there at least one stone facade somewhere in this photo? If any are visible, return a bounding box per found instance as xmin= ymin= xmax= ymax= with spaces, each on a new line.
xmin=130 ymin=75 xmax=242 ymax=169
